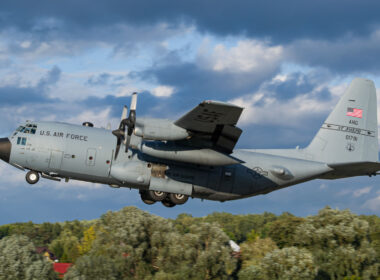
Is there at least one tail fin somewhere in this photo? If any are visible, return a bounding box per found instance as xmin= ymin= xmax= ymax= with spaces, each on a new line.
xmin=306 ymin=78 xmax=378 ymax=163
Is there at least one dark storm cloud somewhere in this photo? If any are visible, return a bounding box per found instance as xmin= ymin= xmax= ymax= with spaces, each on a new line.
xmin=133 ymin=60 xmax=280 ymax=102
xmin=1 ymin=0 xmax=380 ymax=43
xmin=287 ymin=34 xmax=380 ymax=73
xmin=0 ymin=66 xmax=60 ymax=105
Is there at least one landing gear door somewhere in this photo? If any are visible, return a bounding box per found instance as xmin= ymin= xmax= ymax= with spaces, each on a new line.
xmin=49 ymin=151 xmax=63 ymax=170
xmin=86 ymin=148 xmax=97 ymax=166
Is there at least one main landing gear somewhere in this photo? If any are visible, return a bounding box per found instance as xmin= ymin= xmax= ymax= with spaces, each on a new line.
xmin=140 ymin=190 xmax=189 ymax=207
xmin=26 ymin=171 xmax=40 ymax=184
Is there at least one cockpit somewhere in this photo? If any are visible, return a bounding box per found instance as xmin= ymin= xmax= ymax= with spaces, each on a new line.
xmin=12 ymin=123 xmax=38 ymax=138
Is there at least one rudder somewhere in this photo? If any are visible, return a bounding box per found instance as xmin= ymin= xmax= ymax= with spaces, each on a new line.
xmin=306 ymin=78 xmax=378 ymax=163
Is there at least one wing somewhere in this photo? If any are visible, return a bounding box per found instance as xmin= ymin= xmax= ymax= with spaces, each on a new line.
xmin=174 ymin=100 xmax=243 ymax=153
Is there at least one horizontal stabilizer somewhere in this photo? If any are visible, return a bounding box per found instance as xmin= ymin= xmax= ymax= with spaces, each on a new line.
xmin=321 ymin=161 xmax=380 ymax=179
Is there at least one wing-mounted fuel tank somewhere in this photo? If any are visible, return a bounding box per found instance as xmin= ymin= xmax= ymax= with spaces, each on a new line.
xmin=140 ymin=141 xmax=241 ymax=166
xmin=135 ymin=118 xmax=189 ymax=141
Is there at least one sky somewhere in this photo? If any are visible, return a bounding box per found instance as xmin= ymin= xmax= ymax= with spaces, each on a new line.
xmin=1 ymin=0 xmax=380 ymax=224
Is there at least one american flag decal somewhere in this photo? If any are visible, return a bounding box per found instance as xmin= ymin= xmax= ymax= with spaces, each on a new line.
xmin=346 ymin=107 xmax=363 ymax=118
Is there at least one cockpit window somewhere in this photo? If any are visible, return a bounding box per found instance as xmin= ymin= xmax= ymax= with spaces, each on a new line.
xmin=17 ymin=137 xmax=27 ymax=145
xmin=16 ymin=124 xmax=37 ymax=135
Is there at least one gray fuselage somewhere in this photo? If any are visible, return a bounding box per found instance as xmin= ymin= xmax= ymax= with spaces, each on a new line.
xmin=7 ymin=121 xmax=332 ymax=201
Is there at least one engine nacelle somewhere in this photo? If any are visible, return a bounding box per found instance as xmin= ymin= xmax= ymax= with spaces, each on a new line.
xmin=135 ymin=118 xmax=189 ymax=141
xmin=141 ymin=141 xmax=241 ymax=166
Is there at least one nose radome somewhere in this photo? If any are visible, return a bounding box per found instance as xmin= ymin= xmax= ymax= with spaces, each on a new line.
xmin=0 ymin=138 xmax=11 ymax=163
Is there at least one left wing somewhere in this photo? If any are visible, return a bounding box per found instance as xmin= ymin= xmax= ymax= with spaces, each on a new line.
xmin=174 ymin=100 xmax=244 ymax=153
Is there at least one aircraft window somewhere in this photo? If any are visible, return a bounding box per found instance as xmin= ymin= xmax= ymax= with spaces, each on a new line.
xmin=16 ymin=126 xmax=24 ymax=132
xmin=20 ymin=125 xmax=37 ymax=134
xmin=17 ymin=137 xmax=21 ymax=145
xmin=21 ymin=138 xmax=26 ymax=145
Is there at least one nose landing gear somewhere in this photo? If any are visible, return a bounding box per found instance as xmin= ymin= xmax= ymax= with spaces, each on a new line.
xmin=139 ymin=190 xmax=189 ymax=207
xmin=26 ymin=171 xmax=40 ymax=184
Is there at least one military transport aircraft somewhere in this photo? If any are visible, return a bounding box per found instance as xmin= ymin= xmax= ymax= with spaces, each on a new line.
xmin=0 ymin=78 xmax=379 ymax=207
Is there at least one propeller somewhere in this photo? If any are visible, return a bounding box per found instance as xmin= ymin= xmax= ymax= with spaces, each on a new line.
xmin=112 ymin=93 xmax=137 ymax=159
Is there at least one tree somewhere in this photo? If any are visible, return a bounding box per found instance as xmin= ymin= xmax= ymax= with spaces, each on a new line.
xmin=50 ymin=229 xmax=80 ymax=263
xmin=75 ymin=207 xmax=236 ymax=279
xmin=294 ymin=207 xmax=379 ymax=279
xmin=240 ymin=237 xmax=277 ymax=268
xmin=64 ymin=255 xmax=118 ymax=280
xmin=260 ymin=247 xmax=316 ymax=280
xmin=0 ymin=235 xmax=56 ymax=280
xmin=267 ymin=216 xmax=304 ymax=248
xmin=77 ymin=225 xmax=96 ymax=255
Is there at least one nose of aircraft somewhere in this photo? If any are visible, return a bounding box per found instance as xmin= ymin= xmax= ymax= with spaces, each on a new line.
xmin=0 ymin=138 xmax=11 ymax=163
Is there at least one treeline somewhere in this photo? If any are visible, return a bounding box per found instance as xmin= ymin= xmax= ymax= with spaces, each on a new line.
xmin=0 ymin=206 xmax=380 ymax=279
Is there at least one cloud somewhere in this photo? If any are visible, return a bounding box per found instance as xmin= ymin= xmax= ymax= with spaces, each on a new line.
xmin=197 ymin=40 xmax=283 ymax=73
xmin=1 ymin=0 xmax=380 ymax=44
xmin=0 ymin=65 xmax=61 ymax=106
xmin=287 ymin=29 xmax=380 ymax=73
xmin=151 ymin=85 xmax=176 ymax=97
xmin=363 ymin=194 xmax=380 ymax=211
xmin=353 ymin=186 xmax=372 ymax=197
xmin=228 ymin=71 xmax=336 ymax=127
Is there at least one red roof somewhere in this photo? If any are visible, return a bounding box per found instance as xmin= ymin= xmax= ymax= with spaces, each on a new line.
xmin=54 ymin=263 xmax=72 ymax=277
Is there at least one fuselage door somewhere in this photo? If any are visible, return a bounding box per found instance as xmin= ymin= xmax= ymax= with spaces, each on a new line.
xmin=49 ymin=150 xmax=63 ymax=170
xmin=86 ymin=148 xmax=97 ymax=166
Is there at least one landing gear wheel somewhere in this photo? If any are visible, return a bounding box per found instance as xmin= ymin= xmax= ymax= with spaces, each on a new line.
xmin=142 ymin=198 xmax=156 ymax=205
xmin=169 ymin=193 xmax=189 ymax=205
xmin=148 ymin=190 xmax=167 ymax=201
xmin=162 ymin=199 xmax=176 ymax=208
xmin=26 ymin=171 xmax=39 ymax=184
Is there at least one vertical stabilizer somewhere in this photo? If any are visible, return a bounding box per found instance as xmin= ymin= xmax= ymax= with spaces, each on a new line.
xmin=306 ymin=78 xmax=378 ymax=163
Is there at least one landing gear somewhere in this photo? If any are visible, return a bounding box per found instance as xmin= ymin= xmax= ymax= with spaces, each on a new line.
xmin=148 ymin=190 xmax=167 ymax=201
xmin=139 ymin=190 xmax=189 ymax=207
xmin=162 ymin=198 xmax=176 ymax=208
xmin=142 ymin=198 xmax=156 ymax=205
xmin=168 ymin=193 xmax=188 ymax=205
xmin=140 ymin=190 xmax=156 ymax=205
xmin=26 ymin=171 xmax=39 ymax=184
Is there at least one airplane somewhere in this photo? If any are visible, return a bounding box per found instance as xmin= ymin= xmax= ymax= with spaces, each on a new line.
xmin=0 ymin=78 xmax=379 ymax=207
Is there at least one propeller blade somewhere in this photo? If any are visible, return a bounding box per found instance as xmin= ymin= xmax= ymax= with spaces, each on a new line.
xmin=125 ymin=134 xmax=131 ymax=153
xmin=115 ymin=137 xmax=121 ymax=160
xmin=121 ymin=105 xmax=128 ymax=120
xmin=112 ymin=93 xmax=138 ymax=158
xmin=130 ymin=93 xmax=137 ymax=111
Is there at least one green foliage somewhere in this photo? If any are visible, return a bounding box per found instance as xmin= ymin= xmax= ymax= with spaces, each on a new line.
xmin=240 ymin=237 xmax=278 ymax=268
xmin=246 ymin=229 xmax=259 ymax=242
xmin=174 ymin=211 xmax=279 ymax=243
xmin=0 ymin=235 xmax=56 ymax=280
xmin=267 ymin=216 xmax=304 ymax=248
xmin=2 ymin=206 xmax=380 ymax=279
xmin=50 ymin=229 xmax=80 ymax=263
xmin=260 ymin=247 xmax=316 ymax=280
xmin=360 ymin=214 xmax=380 ymax=259
xmin=80 ymin=207 xmax=237 ymax=279
xmin=0 ymin=225 xmax=10 ymax=240
xmin=295 ymin=207 xmax=379 ymax=279
xmin=64 ymin=255 xmax=119 ymax=280
xmin=238 ymin=247 xmax=316 ymax=280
